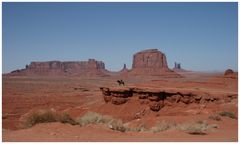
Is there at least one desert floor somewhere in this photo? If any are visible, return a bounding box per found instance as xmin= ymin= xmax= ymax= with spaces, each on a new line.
xmin=2 ymin=72 xmax=238 ymax=142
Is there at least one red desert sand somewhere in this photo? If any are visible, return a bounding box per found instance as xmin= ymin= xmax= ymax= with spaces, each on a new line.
xmin=2 ymin=49 xmax=238 ymax=142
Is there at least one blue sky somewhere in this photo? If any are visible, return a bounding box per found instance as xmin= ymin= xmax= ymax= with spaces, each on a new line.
xmin=3 ymin=2 xmax=238 ymax=73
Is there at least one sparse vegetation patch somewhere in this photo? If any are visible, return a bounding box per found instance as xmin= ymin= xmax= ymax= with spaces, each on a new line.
xmin=150 ymin=121 xmax=174 ymax=133
xmin=75 ymin=111 xmax=126 ymax=132
xmin=176 ymin=120 xmax=218 ymax=135
xmin=22 ymin=109 xmax=58 ymax=128
xmin=21 ymin=109 xmax=219 ymax=135
xmin=219 ymin=111 xmax=236 ymax=119
xmin=209 ymin=114 xmax=221 ymax=121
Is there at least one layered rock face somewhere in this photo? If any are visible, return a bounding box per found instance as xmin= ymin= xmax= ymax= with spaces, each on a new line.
xmin=100 ymin=86 xmax=236 ymax=112
xmin=130 ymin=49 xmax=180 ymax=77
xmin=10 ymin=59 xmax=108 ymax=76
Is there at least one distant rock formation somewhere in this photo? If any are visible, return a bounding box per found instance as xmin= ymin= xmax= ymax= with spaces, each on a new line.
xmin=129 ymin=49 xmax=181 ymax=77
xmin=120 ymin=64 xmax=129 ymax=73
xmin=7 ymin=48 xmax=182 ymax=77
xmin=174 ymin=62 xmax=181 ymax=69
xmin=224 ymin=69 xmax=234 ymax=76
xmin=224 ymin=69 xmax=237 ymax=79
xmin=9 ymin=59 xmax=108 ymax=76
xmin=173 ymin=62 xmax=188 ymax=72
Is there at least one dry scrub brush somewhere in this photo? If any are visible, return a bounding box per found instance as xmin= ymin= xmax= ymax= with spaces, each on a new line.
xmin=21 ymin=109 xmax=76 ymax=128
xmin=75 ymin=111 xmax=126 ymax=132
xmin=150 ymin=121 xmax=176 ymax=133
xmin=208 ymin=114 xmax=221 ymax=121
xmin=219 ymin=111 xmax=236 ymax=119
xmin=176 ymin=120 xmax=218 ymax=135
xmin=21 ymin=110 xmax=218 ymax=135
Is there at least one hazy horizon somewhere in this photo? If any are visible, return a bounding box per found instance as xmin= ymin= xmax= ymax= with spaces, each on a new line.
xmin=3 ymin=2 xmax=238 ymax=73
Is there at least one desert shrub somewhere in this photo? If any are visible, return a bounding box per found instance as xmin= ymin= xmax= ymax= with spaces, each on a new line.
xmin=58 ymin=112 xmax=77 ymax=125
xmin=150 ymin=121 xmax=173 ymax=133
xmin=209 ymin=114 xmax=221 ymax=121
xmin=75 ymin=111 xmax=126 ymax=132
xmin=125 ymin=123 xmax=147 ymax=132
xmin=107 ymin=119 xmax=126 ymax=132
xmin=75 ymin=111 xmax=114 ymax=126
xmin=177 ymin=121 xmax=208 ymax=135
xmin=23 ymin=109 xmax=58 ymax=128
xmin=21 ymin=109 xmax=78 ymax=128
xmin=208 ymin=124 xmax=218 ymax=129
xmin=98 ymin=115 xmax=115 ymax=124
xmin=219 ymin=111 xmax=236 ymax=119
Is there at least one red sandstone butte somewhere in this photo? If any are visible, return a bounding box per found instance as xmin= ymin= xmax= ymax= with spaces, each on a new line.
xmin=224 ymin=69 xmax=234 ymax=76
xmin=129 ymin=49 xmax=181 ymax=77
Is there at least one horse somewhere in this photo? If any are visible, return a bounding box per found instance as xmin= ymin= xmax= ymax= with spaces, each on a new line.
xmin=117 ymin=80 xmax=125 ymax=86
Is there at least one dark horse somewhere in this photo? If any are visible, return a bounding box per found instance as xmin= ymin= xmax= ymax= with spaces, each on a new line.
xmin=117 ymin=80 xmax=125 ymax=86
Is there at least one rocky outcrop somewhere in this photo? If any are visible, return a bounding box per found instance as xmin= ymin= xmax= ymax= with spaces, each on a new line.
xmin=224 ymin=69 xmax=237 ymax=79
xmin=174 ymin=62 xmax=181 ymax=69
xmin=100 ymin=87 xmax=132 ymax=105
xmin=129 ymin=49 xmax=181 ymax=77
xmin=224 ymin=69 xmax=234 ymax=76
xmin=100 ymin=86 xmax=236 ymax=112
xmin=173 ymin=62 xmax=188 ymax=72
xmin=9 ymin=59 xmax=108 ymax=76
xmin=120 ymin=64 xmax=129 ymax=73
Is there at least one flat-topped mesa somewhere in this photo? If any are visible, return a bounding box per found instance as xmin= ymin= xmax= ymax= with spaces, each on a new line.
xmin=130 ymin=49 xmax=181 ymax=77
xmin=132 ymin=49 xmax=168 ymax=69
xmin=10 ymin=59 xmax=108 ymax=76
